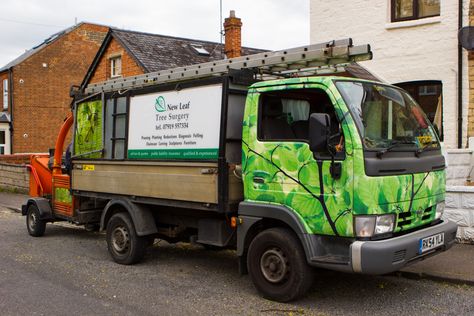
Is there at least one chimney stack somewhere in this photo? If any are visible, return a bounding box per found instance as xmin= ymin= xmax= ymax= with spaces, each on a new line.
xmin=224 ymin=10 xmax=242 ymax=58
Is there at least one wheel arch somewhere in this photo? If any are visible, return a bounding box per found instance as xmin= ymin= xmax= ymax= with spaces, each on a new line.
xmin=237 ymin=202 xmax=312 ymax=263
xmin=100 ymin=198 xmax=158 ymax=237
xmin=22 ymin=197 xmax=53 ymax=221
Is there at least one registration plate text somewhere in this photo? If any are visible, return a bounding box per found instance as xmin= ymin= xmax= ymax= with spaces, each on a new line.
xmin=419 ymin=233 xmax=444 ymax=254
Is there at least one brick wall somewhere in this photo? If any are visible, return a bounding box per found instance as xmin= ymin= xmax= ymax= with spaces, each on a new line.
xmin=0 ymin=154 xmax=30 ymax=164
xmin=88 ymin=37 xmax=144 ymax=84
xmin=11 ymin=23 xmax=108 ymax=153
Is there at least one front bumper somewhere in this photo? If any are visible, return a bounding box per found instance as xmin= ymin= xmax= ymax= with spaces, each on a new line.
xmin=350 ymin=220 xmax=458 ymax=274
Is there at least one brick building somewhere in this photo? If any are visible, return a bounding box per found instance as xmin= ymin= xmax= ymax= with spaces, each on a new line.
xmin=0 ymin=22 xmax=108 ymax=154
xmin=82 ymin=13 xmax=262 ymax=87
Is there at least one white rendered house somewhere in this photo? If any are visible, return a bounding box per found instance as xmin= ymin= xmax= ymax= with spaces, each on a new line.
xmin=310 ymin=0 xmax=469 ymax=149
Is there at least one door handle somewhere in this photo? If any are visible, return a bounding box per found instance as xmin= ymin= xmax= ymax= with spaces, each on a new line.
xmin=253 ymin=177 xmax=265 ymax=184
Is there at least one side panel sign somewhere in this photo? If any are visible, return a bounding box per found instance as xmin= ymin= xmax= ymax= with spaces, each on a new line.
xmin=128 ymin=84 xmax=222 ymax=160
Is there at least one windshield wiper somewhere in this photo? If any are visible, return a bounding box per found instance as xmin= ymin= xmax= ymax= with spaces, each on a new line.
xmin=376 ymin=140 xmax=417 ymax=159
xmin=415 ymin=141 xmax=439 ymax=157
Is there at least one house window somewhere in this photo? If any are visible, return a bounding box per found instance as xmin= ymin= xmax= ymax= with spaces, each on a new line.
xmin=2 ymin=79 xmax=8 ymax=110
xmin=391 ymin=0 xmax=440 ymax=22
xmin=0 ymin=130 xmax=5 ymax=155
xmin=110 ymin=56 xmax=122 ymax=78
xmin=396 ymin=81 xmax=443 ymax=140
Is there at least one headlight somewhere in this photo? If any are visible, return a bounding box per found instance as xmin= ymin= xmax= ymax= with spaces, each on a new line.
xmin=375 ymin=214 xmax=395 ymax=235
xmin=354 ymin=216 xmax=376 ymax=237
xmin=435 ymin=202 xmax=445 ymax=220
xmin=354 ymin=214 xmax=395 ymax=238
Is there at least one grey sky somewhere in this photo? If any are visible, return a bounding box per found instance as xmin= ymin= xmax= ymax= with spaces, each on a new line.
xmin=0 ymin=0 xmax=309 ymax=68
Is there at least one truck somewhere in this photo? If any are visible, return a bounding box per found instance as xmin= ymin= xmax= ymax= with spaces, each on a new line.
xmin=23 ymin=39 xmax=457 ymax=302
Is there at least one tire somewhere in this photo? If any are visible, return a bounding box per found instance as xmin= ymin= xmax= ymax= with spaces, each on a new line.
xmin=26 ymin=204 xmax=46 ymax=237
xmin=106 ymin=212 xmax=147 ymax=265
xmin=247 ymin=227 xmax=315 ymax=302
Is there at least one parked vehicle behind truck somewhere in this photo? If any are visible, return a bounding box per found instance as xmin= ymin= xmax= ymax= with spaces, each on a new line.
xmin=23 ymin=39 xmax=457 ymax=302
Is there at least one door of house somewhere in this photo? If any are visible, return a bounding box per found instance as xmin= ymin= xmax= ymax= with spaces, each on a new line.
xmin=0 ymin=124 xmax=11 ymax=155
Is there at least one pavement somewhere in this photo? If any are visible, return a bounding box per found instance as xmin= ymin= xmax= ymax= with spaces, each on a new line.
xmin=0 ymin=191 xmax=473 ymax=287
xmin=0 ymin=191 xmax=28 ymax=212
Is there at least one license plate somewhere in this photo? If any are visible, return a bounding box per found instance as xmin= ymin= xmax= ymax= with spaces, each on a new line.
xmin=419 ymin=233 xmax=444 ymax=254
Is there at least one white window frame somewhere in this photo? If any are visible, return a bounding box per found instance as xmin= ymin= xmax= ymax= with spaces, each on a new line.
xmin=386 ymin=0 xmax=441 ymax=29
xmin=419 ymin=85 xmax=438 ymax=96
xmin=110 ymin=56 xmax=122 ymax=78
xmin=2 ymin=79 xmax=8 ymax=110
xmin=0 ymin=129 xmax=6 ymax=155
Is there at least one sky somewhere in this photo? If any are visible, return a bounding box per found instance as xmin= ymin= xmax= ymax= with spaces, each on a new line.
xmin=0 ymin=0 xmax=309 ymax=68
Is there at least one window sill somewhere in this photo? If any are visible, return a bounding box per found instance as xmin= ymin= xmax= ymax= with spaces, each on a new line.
xmin=110 ymin=75 xmax=122 ymax=80
xmin=385 ymin=16 xmax=441 ymax=30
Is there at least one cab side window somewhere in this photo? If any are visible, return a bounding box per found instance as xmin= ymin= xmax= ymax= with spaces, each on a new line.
xmin=258 ymin=89 xmax=344 ymax=158
xmin=260 ymin=96 xmax=308 ymax=140
xmin=259 ymin=89 xmax=340 ymax=138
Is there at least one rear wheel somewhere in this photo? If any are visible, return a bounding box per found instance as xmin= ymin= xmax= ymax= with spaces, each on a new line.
xmin=26 ymin=204 xmax=46 ymax=237
xmin=106 ymin=212 xmax=147 ymax=265
xmin=247 ymin=227 xmax=315 ymax=302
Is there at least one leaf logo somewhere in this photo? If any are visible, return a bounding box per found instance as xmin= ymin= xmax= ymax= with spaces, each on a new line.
xmin=155 ymin=96 xmax=166 ymax=112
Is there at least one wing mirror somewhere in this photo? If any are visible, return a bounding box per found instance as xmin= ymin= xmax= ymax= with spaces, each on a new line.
xmin=309 ymin=113 xmax=331 ymax=153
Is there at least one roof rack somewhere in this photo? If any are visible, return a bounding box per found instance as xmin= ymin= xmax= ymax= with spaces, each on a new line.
xmin=84 ymin=38 xmax=372 ymax=94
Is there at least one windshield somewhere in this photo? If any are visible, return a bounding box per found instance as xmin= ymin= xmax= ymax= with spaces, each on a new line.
xmin=335 ymin=81 xmax=440 ymax=150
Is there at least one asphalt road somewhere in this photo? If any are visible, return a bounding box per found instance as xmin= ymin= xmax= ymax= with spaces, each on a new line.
xmin=1 ymin=207 xmax=473 ymax=316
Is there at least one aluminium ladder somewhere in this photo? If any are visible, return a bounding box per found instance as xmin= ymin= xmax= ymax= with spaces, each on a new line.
xmin=84 ymin=38 xmax=372 ymax=94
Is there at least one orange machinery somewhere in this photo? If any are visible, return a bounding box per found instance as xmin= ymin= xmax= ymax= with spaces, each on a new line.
xmin=27 ymin=114 xmax=74 ymax=218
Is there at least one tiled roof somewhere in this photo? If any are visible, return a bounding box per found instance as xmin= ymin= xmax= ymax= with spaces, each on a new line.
xmin=111 ymin=29 xmax=265 ymax=72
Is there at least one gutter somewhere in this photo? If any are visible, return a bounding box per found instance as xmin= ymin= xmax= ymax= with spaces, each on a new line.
xmin=458 ymin=0 xmax=463 ymax=148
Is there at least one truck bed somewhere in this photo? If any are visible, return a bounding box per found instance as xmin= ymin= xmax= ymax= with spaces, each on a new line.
xmin=71 ymin=160 xmax=243 ymax=205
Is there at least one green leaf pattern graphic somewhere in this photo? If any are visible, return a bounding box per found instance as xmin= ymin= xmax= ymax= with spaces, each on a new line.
xmin=242 ymin=77 xmax=445 ymax=237
xmin=74 ymin=100 xmax=103 ymax=158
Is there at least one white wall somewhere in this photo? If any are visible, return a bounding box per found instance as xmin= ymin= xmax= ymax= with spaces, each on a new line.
xmin=310 ymin=0 xmax=470 ymax=148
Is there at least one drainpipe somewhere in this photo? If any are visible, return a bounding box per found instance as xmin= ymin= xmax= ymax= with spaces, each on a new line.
xmin=458 ymin=0 xmax=463 ymax=148
xmin=8 ymin=68 xmax=13 ymax=154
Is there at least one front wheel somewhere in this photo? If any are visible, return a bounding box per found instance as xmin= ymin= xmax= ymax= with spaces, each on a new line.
xmin=247 ymin=227 xmax=315 ymax=302
xmin=26 ymin=204 xmax=46 ymax=237
xmin=106 ymin=212 xmax=147 ymax=265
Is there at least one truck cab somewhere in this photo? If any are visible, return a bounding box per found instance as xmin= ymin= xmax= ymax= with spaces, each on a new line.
xmin=238 ymin=76 xmax=455 ymax=300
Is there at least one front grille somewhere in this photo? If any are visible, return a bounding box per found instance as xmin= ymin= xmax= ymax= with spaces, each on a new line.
xmin=397 ymin=211 xmax=414 ymax=227
xmin=396 ymin=206 xmax=433 ymax=230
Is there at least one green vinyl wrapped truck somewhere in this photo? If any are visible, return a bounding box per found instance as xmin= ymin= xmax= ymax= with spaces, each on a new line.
xmin=23 ymin=41 xmax=457 ymax=302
